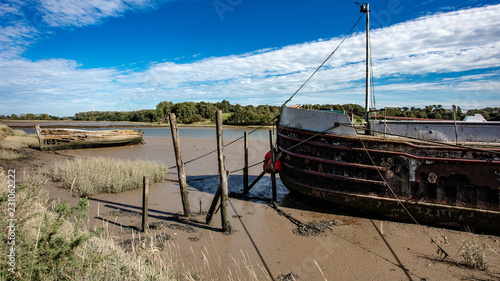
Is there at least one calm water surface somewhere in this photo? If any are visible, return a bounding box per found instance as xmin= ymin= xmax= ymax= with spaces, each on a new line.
xmin=19 ymin=126 xmax=271 ymax=140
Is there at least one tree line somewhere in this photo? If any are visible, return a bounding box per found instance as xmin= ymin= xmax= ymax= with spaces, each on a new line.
xmin=2 ymin=101 xmax=499 ymax=124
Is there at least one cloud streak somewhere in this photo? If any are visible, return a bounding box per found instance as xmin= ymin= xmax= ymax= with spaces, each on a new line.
xmin=1 ymin=2 xmax=500 ymax=116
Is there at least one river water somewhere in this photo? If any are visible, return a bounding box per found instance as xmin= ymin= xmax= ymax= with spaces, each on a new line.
xmin=17 ymin=125 xmax=272 ymax=141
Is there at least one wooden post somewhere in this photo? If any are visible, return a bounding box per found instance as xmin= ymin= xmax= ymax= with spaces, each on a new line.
xmin=269 ymin=130 xmax=277 ymax=202
xmin=206 ymin=182 xmax=222 ymax=224
xmin=216 ymin=111 xmax=232 ymax=232
xmin=169 ymin=113 xmax=191 ymax=217
xmin=142 ymin=176 xmax=149 ymax=232
xmin=243 ymin=131 xmax=249 ymax=194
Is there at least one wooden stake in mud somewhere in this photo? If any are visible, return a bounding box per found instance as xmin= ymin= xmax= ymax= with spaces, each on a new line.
xmin=269 ymin=130 xmax=277 ymax=202
xmin=243 ymin=131 xmax=249 ymax=194
xmin=216 ymin=110 xmax=232 ymax=233
xmin=169 ymin=113 xmax=191 ymax=217
xmin=142 ymin=176 xmax=149 ymax=232
xmin=206 ymin=182 xmax=222 ymax=225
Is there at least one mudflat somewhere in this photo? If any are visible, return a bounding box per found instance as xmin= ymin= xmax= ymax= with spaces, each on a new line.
xmin=13 ymin=135 xmax=500 ymax=280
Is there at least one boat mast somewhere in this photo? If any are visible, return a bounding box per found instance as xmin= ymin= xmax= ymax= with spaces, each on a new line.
xmin=360 ymin=3 xmax=371 ymax=134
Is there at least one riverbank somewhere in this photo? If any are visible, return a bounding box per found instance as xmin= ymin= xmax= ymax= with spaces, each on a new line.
xmin=1 ymin=120 xmax=274 ymax=129
xmin=2 ymin=135 xmax=500 ymax=280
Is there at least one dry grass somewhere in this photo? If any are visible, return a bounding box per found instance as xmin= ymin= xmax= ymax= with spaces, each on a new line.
xmin=49 ymin=156 xmax=168 ymax=196
xmin=459 ymin=237 xmax=488 ymax=270
xmin=0 ymin=125 xmax=38 ymax=160
xmin=0 ymin=167 xmax=266 ymax=280
xmin=0 ymin=167 xmax=177 ymax=280
xmin=0 ymin=149 xmax=21 ymax=160
xmin=164 ymin=232 xmax=271 ymax=281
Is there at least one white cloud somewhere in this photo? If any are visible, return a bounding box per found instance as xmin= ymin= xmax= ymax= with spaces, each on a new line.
xmin=38 ymin=0 xmax=157 ymax=27
xmin=1 ymin=3 xmax=500 ymax=115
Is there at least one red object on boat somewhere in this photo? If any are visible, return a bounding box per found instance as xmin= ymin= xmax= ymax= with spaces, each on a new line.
xmin=263 ymin=151 xmax=282 ymax=173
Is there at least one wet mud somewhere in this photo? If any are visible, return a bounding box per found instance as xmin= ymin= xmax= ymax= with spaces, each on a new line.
xmin=8 ymin=135 xmax=500 ymax=280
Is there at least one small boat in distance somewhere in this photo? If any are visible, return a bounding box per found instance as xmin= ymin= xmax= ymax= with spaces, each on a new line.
xmin=35 ymin=123 xmax=143 ymax=150
xmin=276 ymin=3 xmax=500 ymax=233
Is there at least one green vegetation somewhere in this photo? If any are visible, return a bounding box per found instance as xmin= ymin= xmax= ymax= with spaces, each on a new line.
xmin=0 ymin=167 xmax=176 ymax=280
xmin=49 ymin=157 xmax=168 ymax=196
xmin=3 ymin=101 xmax=499 ymax=125
xmin=0 ymin=167 xmax=268 ymax=280
xmin=0 ymin=125 xmax=39 ymax=160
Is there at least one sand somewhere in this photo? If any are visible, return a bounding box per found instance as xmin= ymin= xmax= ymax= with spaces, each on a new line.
xmin=6 ymin=136 xmax=500 ymax=280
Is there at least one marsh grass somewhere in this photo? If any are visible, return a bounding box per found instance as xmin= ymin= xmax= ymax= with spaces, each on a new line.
xmin=0 ymin=167 xmax=176 ymax=280
xmin=49 ymin=156 xmax=168 ymax=196
xmin=0 ymin=125 xmax=39 ymax=160
xmin=1 ymin=167 xmax=270 ymax=280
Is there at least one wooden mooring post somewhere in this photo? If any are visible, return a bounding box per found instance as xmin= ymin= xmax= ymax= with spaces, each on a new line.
xmin=216 ymin=111 xmax=232 ymax=233
xmin=169 ymin=113 xmax=191 ymax=217
xmin=269 ymin=130 xmax=277 ymax=202
xmin=142 ymin=176 xmax=149 ymax=232
xmin=243 ymin=131 xmax=249 ymax=194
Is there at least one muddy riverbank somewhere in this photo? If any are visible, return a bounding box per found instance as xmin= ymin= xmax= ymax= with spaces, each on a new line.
xmin=5 ymin=135 xmax=500 ymax=280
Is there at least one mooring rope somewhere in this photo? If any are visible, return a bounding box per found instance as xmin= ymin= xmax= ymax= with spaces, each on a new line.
xmin=167 ymin=116 xmax=278 ymax=170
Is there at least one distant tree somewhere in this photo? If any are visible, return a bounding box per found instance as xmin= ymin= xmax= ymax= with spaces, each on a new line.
xmin=155 ymin=101 xmax=174 ymax=122
xmin=173 ymin=102 xmax=197 ymax=123
xmin=215 ymin=99 xmax=233 ymax=112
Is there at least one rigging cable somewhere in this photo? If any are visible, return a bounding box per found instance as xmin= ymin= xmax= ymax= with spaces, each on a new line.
xmin=355 ymin=135 xmax=474 ymax=279
xmin=282 ymin=13 xmax=365 ymax=106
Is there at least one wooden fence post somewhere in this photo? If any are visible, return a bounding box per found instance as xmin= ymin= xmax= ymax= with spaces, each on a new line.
xmin=243 ymin=131 xmax=249 ymax=194
xmin=269 ymin=130 xmax=277 ymax=202
xmin=216 ymin=111 xmax=232 ymax=233
xmin=142 ymin=176 xmax=149 ymax=232
xmin=169 ymin=113 xmax=191 ymax=217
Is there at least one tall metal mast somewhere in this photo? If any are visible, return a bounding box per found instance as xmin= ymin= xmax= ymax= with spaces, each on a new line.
xmin=360 ymin=3 xmax=371 ymax=134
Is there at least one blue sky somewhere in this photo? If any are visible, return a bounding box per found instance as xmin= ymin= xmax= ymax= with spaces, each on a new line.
xmin=1 ymin=0 xmax=500 ymax=116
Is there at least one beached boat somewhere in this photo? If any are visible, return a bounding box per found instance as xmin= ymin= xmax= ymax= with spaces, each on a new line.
xmin=35 ymin=123 xmax=143 ymax=150
xmin=276 ymin=4 xmax=500 ymax=233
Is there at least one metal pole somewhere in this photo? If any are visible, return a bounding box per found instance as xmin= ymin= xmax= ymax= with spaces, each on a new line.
xmin=363 ymin=3 xmax=371 ymax=134
xmin=453 ymin=105 xmax=459 ymax=145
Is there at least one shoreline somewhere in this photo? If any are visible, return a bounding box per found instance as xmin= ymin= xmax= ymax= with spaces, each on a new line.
xmin=2 ymin=119 xmax=274 ymax=129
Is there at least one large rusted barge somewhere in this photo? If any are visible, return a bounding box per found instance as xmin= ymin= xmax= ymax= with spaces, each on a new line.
xmin=35 ymin=123 xmax=143 ymax=150
xmin=276 ymin=4 xmax=500 ymax=233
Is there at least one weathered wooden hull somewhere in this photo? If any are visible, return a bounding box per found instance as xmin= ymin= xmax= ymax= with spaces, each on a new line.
xmin=35 ymin=125 xmax=143 ymax=150
xmin=277 ymin=125 xmax=500 ymax=234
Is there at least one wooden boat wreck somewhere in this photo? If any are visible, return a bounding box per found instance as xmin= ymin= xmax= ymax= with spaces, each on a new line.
xmin=35 ymin=124 xmax=143 ymax=150
xmin=276 ymin=4 xmax=500 ymax=233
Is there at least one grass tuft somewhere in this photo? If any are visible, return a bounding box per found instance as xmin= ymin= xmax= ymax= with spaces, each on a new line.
xmin=0 ymin=125 xmax=39 ymax=160
xmin=459 ymin=237 xmax=488 ymax=270
xmin=49 ymin=156 xmax=168 ymax=196
xmin=0 ymin=149 xmax=21 ymax=160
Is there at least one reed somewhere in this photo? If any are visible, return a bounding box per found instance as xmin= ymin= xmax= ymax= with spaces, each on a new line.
xmin=49 ymin=156 xmax=168 ymax=196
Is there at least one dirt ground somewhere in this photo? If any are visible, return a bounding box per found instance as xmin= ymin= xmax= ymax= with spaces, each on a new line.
xmin=4 ymin=136 xmax=500 ymax=280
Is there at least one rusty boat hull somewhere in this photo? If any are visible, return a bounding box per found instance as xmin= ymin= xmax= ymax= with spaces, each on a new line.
xmin=35 ymin=124 xmax=143 ymax=150
xmin=277 ymin=106 xmax=500 ymax=234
